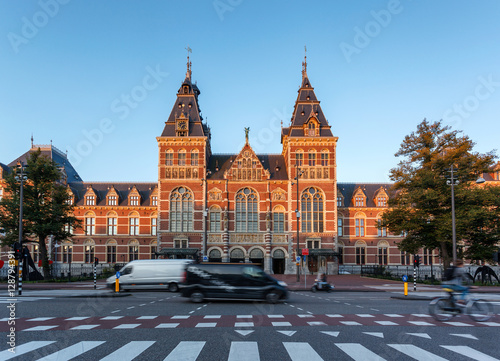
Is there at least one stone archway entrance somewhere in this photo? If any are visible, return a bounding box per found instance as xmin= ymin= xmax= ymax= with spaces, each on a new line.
xmin=230 ymin=248 xmax=245 ymax=263
xmin=272 ymin=249 xmax=285 ymax=274
xmin=249 ymin=248 xmax=264 ymax=268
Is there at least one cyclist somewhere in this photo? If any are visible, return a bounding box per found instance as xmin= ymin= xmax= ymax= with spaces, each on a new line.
xmin=445 ymin=259 xmax=469 ymax=303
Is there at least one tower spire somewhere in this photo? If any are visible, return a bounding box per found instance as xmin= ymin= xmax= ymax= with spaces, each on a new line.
xmin=185 ymin=45 xmax=192 ymax=80
xmin=302 ymin=45 xmax=307 ymax=79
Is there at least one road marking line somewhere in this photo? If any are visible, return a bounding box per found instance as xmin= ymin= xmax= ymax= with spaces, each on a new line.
xmin=70 ymin=324 xmax=100 ymax=330
xmin=163 ymin=341 xmax=205 ymax=361
xmin=388 ymin=344 xmax=447 ymax=361
xmin=36 ymin=341 xmax=105 ymax=361
xmin=340 ymin=321 xmax=362 ymax=326
xmin=272 ymin=322 xmax=292 ymax=326
xmin=113 ymin=324 xmax=141 ymax=329
xmin=336 ymin=343 xmax=386 ymax=361
xmin=196 ymin=322 xmax=217 ymax=327
xmin=22 ymin=325 xmax=58 ymax=331
xmin=283 ymin=342 xmax=323 ymax=361
xmin=441 ymin=345 xmax=498 ymax=361
xmin=235 ymin=322 xmax=254 ymax=327
xmin=0 ymin=341 xmax=55 ymax=360
xmin=228 ymin=342 xmax=260 ymax=361
xmin=101 ymin=341 xmax=155 ymax=361
xmin=155 ymin=323 xmax=179 ymax=328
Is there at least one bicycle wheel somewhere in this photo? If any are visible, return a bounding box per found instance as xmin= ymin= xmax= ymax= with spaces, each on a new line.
xmin=429 ymin=297 xmax=455 ymax=321
xmin=467 ymin=299 xmax=493 ymax=322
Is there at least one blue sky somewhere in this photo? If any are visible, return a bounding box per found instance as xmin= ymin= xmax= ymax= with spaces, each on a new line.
xmin=1 ymin=0 xmax=499 ymax=183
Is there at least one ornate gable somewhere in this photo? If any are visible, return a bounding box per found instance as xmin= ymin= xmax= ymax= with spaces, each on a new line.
xmin=352 ymin=187 xmax=366 ymax=207
xmin=128 ymin=185 xmax=141 ymax=206
xmin=373 ymin=187 xmax=388 ymax=207
xmin=106 ymin=186 xmax=120 ymax=206
xmin=66 ymin=185 xmax=75 ymax=205
xmin=223 ymin=134 xmax=270 ymax=181
xmin=83 ymin=185 xmax=98 ymax=206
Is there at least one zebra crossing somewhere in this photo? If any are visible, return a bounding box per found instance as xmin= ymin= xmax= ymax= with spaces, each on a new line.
xmin=1 ymin=339 xmax=498 ymax=360
xmin=0 ymin=296 xmax=53 ymax=304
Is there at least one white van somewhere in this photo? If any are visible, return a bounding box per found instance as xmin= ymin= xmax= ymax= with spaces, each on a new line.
xmin=106 ymin=259 xmax=194 ymax=292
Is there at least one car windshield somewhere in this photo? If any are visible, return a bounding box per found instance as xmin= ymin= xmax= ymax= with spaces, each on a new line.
xmin=243 ymin=267 xmax=266 ymax=278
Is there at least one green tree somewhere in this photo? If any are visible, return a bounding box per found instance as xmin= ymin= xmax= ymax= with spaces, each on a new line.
xmin=381 ymin=120 xmax=499 ymax=269
xmin=0 ymin=149 xmax=81 ymax=279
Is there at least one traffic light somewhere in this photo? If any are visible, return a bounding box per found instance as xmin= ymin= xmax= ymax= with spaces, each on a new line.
xmin=13 ymin=242 xmax=21 ymax=260
xmin=94 ymin=257 xmax=99 ymax=266
xmin=414 ymin=255 xmax=420 ymax=268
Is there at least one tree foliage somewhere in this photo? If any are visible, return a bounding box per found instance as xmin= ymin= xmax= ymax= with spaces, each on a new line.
xmin=381 ymin=120 xmax=499 ymax=267
xmin=0 ymin=149 xmax=81 ymax=278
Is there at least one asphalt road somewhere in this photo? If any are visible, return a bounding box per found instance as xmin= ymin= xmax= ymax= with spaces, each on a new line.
xmin=1 ymin=291 xmax=500 ymax=360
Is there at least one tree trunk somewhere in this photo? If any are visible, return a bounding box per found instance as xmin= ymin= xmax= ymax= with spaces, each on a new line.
xmin=440 ymin=241 xmax=452 ymax=270
xmin=38 ymin=236 xmax=51 ymax=279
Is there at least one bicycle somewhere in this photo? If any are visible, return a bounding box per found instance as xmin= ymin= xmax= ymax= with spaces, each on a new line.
xmin=428 ymin=286 xmax=493 ymax=322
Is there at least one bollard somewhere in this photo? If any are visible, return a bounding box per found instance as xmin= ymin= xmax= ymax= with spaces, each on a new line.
xmin=115 ymin=278 xmax=119 ymax=293
xmin=402 ymin=275 xmax=408 ymax=296
xmin=404 ymin=282 xmax=408 ymax=296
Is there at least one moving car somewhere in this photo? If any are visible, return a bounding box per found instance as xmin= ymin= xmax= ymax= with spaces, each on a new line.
xmin=106 ymin=259 xmax=194 ymax=292
xmin=181 ymin=263 xmax=288 ymax=303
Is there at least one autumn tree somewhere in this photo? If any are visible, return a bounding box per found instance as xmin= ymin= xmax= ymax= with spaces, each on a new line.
xmin=0 ymin=149 xmax=80 ymax=279
xmin=381 ymin=120 xmax=499 ymax=268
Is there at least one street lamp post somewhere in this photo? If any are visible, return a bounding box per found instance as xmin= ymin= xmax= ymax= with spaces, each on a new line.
xmin=15 ymin=162 xmax=27 ymax=296
xmin=294 ymin=164 xmax=304 ymax=282
xmin=447 ymin=167 xmax=458 ymax=266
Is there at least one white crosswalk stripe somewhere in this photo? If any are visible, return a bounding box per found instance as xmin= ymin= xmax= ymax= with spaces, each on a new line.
xmin=0 ymin=341 xmax=55 ymax=360
xmin=336 ymin=343 xmax=386 ymax=361
xmin=100 ymin=341 xmax=155 ymax=361
xmin=163 ymin=341 xmax=205 ymax=361
xmin=0 ymin=297 xmax=53 ymax=304
xmin=36 ymin=341 xmax=105 ymax=361
xmin=2 ymin=339 xmax=498 ymax=360
xmin=388 ymin=344 xmax=448 ymax=361
xmin=441 ymin=345 xmax=499 ymax=361
xmin=228 ymin=342 xmax=260 ymax=361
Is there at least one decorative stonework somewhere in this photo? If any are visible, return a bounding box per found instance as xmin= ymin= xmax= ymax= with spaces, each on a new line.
xmin=208 ymin=234 xmax=223 ymax=243
xmin=230 ymin=234 xmax=265 ymax=244
xmin=272 ymin=235 xmax=287 ymax=243
xmin=208 ymin=188 xmax=223 ymax=201
xmin=271 ymin=188 xmax=287 ymax=201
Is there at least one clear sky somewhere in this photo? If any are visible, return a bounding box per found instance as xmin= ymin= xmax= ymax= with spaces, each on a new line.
xmin=1 ymin=0 xmax=499 ymax=183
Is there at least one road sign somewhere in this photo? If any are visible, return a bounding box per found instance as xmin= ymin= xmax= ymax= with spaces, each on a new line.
xmin=302 ymin=248 xmax=309 ymax=256
xmin=402 ymin=275 xmax=408 ymax=282
xmin=203 ymin=256 xmax=208 ymax=261
xmin=296 ymin=256 xmax=301 ymax=262
xmin=303 ymin=255 xmax=307 ymax=262
xmin=116 ymin=271 xmax=121 ymax=279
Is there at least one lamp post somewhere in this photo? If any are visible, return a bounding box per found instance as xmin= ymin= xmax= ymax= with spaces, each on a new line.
xmin=15 ymin=162 xmax=27 ymax=296
xmin=446 ymin=167 xmax=458 ymax=266
xmin=202 ymin=170 xmax=211 ymax=260
xmin=294 ymin=164 xmax=304 ymax=282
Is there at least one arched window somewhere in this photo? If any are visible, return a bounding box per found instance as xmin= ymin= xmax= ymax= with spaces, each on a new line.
xmin=165 ymin=149 xmax=174 ymax=166
xmin=129 ymin=211 xmax=139 ymax=236
xmin=355 ymin=241 xmax=366 ymax=265
xmin=106 ymin=240 xmax=117 ymax=263
xmin=230 ymin=248 xmax=245 ymax=262
xmin=170 ymin=187 xmax=193 ymax=232
xmin=151 ymin=212 xmax=157 ymax=236
xmin=209 ymin=206 xmax=221 ymax=232
xmin=308 ymin=149 xmax=316 ymax=166
xmin=337 ymin=215 xmax=343 ymax=237
xmin=273 ymin=206 xmax=285 ymax=233
xmin=191 ymin=149 xmax=199 ymax=166
xmin=107 ymin=211 xmax=118 ymax=236
xmin=84 ymin=240 xmax=95 ymax=263
xmin=129 ymin=240 xmax=139 ymax=261
xmin=209 ymin=248 xmax=222 ymax=262
xmin=301 ymin=187 xmax=324 ymax=233
xmin=321 ymin=150 xmax=329 ymax=166
xmin=235 ymin=188 xmax=258 ymax=232
xmin=84 ymin=212 xmax=95 ymax=236
xmin=377 ymin=215 xmax=387 ymax=237
xmin=355 ymin=213 xmax=366 ymax=237
xmin=308 ymin=122 xmax=315 ymax=136
xmin=337 ymin=241 xmax=344 ymax=265
xmin=178 ymin=149 xmax=186 ymax=166
xmin=378 ymin=241 xmax=389 ymax=265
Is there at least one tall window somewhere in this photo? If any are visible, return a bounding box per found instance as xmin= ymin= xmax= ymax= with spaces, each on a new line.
xmin=296 ymin=150 xmax=303 ymax=166
xmin=32 ymin=244 xmax=39 ymax=263
xmin=377 ymin=219 xmax=387 ymax=237
xmin=165 ymin=150 xmax=173 ymax=166
xmin=307 ymin=239 xmax=320 ymax=249
xmin=130 ymin=196 xmax=139 ymax=206
xmin=308 ymin=150 xmax=316 ymax=166
xmin=86 ymin=196 xmax=95 ymax=206
xmin=191 ymin=150 xmax=199 ymax=165
xmin=273 ymin=206 xmax=285 ymax=233
xmin=62 ymin=245 xmax=72 ymax=263
xmin=64 ymin=223 xmax=73 ymax=235
xmin=355 ymin=217 xmax=365 ymax=237
xmin=170 ymin=187 xmax=193 ymax=232
xmin=151 ymin=196 xmax=158 ymax=206
xmin=178 ymin=150 xmax=186 ymax=166
xmin=337 ymin=196 xmax=343 ymax=207
xmin=108 ymin=196 xmax=117 ymax=206
xmin=337 ymin=246 xmax=344 ymax=265
xmin=209 ymin=206 xmax=221 ymax=232
xmin=401 ymin=251 xmax=411 ymax=265
xmin=107 ymin=244 xmax=116 ymax=263
xmin=308 ymin=122 xmax=315 ymax=136
xmin=151 ymin=243 xmax=157 ymax=259
xmin=85 ymin=244 xmax=94 ymax=263
xmin=301 ymin=188 xmax=324 ymax=233
xmin=377 ymin=197 xmax=387 ymax=207
xmin=321 ymin=151 xmax=328 ymax=166
xmin=174 ymin=239 xmax=188 ymax=248
xmin=423 ymin=248 xmax=432 ymax=265
xmin=85 ymin=214 xmax=95 ymax=235
xmin=130 ymin=216 xmax=139 ymax=235
xmin=235 ymin=188 xmax=258 ymax=232
xmin=129 ymin=243 xmax=139 ymax=261
xmin=378 ymin=245 xmax=388 ymax=265
xmin=356 ymin=246 xmax=366 ymax=265
xmin=337 ymin=217 xmax=343 ymax=237
xmin=108 ymin=216 xmax=117 ymax=235
xmin=151 ymin=217 xmax=157 ymax=236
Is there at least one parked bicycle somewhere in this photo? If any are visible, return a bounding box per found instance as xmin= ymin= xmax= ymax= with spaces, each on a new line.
xmin=429 ymin=286 xmax=493 ymax=322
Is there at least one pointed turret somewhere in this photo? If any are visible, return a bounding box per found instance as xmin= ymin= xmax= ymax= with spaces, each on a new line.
xmin=160 ymin=50 xmax=209 ymax=138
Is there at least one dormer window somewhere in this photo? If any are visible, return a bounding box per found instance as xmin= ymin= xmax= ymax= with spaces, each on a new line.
xmin=308 ymin=122 xmax=315 ymax=136
xmin=377 ymin=197 xmax=387 ymax=207
xmin=183 ymin=86 xmax=188 ymax=94
xmin=86 ymin=196 xmax=95 ymax=206
xmin=108 ymin=196 xmax=117 ymax=206
xmin=151 ymin=196 xmax=158 ymax=206
xmin=130 ymin=196 xmax=139 ymax=206
xmin=355 ymin=196 xmax=364 ymax=207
